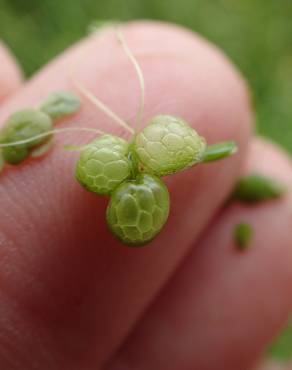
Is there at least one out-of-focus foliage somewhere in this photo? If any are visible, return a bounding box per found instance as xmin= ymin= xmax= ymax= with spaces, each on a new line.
xmin=0 ymin=0 xmax=291 ymax=152
xmin=269 ymin=323 xmax=292 ymax=362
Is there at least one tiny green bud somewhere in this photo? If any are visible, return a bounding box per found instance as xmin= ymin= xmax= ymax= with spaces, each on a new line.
xmin=106 ymin=173 xmax=170 ymax=246
xmin=234 ymin=223 xmax=253 ymax=251
xmin=40 ymin=91 xmax=81 ymax=120
xmin=233 ymin=174 xmax=286 ymax=203
xmin=0 ymin=109 xmax=53 ymax=164
xmin=134 ymin=115 xmax=206 ymax=176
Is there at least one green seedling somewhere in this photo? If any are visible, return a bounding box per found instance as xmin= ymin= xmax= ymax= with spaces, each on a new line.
xmin=0 ymin=28 xmax=237 ymax=247
xmin=0 ymin=93 xmax=81 ymax=168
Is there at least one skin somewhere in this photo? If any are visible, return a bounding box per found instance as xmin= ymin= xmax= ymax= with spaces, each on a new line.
xmin=0 ymin=41 xmax=22 ymax=101
xmin=0 ymin=21 xmax=291 ymax=370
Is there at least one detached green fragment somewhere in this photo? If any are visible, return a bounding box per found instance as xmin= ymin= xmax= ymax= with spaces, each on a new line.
xmin=233 ymin=174 xmax=286 ymax=203
xmin=202 ymin=141 xmax=238 ymax=163
xmin=234 ymin=223 xmax=253 ymax=251
xmin=40 ymin=91 xmax=81 ymax=120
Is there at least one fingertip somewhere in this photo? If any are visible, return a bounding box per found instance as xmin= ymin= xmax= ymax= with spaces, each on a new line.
xmin=246 ymin=137 xmax=292 ymax=185
xmin=0 ymin=22 xmax=255 ymax=369
xmin=0 ymin=41 xmax=23 ymax=100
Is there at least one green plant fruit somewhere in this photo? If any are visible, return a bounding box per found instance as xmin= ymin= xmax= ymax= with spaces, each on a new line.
xmin=134 ymin=115 xmax=206 ymax=176
xmin=40 ymin=91 xmax=81 ymax=120
xmin=76 ymin=134 xmax=132 ymax=195
xmin=0 ymin=109 xmax=53 ymax=164
xmin=106 ymin=173 xmax=170 ymax=246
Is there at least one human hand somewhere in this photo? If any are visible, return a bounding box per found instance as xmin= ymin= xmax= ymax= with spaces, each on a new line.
xmin=0 ymin=22 xmax=291 ymax=370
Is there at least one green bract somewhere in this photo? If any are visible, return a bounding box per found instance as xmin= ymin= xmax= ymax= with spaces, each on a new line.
xmin=76 ymin=134 xmax=132 ymax=195
xmin=134 ymin=115 xmax=206 ymax=176
xmin=40 ymin=91 xmax=81 ymax=120
xmin=232 ymin=174 xmax=286 ymax=203
xmin=0 ymin=109 xmax=53 ymax=164
xmin=106 ymin=173 xmax=170 ymax=246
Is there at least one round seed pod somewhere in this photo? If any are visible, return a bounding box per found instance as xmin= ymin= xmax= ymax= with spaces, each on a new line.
xmin=134 ymin=115 xmax=206 ymax=176
xmin=76 ymin=134 xmax=132 ymax=195
xmin=106 ymin=173 xmax=170 ymax=246
xmin=0 ymin=109 xmax=53 ymax=164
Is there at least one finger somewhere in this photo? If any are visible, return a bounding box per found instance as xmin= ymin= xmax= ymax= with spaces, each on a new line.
xmin=107 ymin=138 xmax=292 ymax=370
xmin=0 ymin=22 xmax=252 ymax=369
xmin=256 ymin=360 xmax=289 ymax=370
xmin=0 ymin=41 xmax=22 ymax=101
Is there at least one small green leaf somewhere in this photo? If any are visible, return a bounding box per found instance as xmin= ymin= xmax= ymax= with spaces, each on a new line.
xmin=234 ymin=223 xmax=253 ymax=251
xmin=202 ymin=141 xmax=238 ymax=163
xmin=30 ymin=139 xmax=54 ymax=158
xmin=40 ymin=91 xmax=81 ymax=120
xmin=232 ymin=174 xmax=286 ymax=203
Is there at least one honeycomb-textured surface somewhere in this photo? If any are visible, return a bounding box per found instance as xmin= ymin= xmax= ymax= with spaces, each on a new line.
xmin=134 ymin=115 xmax=206 ymax=176
xmin=106 ymin=174 xmax=170 ymax=246
xmin=76 ymin=134 xmax=131 ymax=195
xmin=0 ymin=109 xmax=53 ymax=164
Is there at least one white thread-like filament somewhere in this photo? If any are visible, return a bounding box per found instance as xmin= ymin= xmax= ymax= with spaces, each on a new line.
xmin=116 ymin=29 xmax=145 ymax=132
xmin=72 ymin=77 xmax=134 ymax=135
xmin=0 ymin=127 xmax=104 ymax=148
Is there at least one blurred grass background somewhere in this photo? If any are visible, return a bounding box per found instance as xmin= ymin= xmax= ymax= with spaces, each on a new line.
xmin=0 ymin=0 xmax=291 ymax=362
xmin=0 ymin=0 xmax=292 ymax=154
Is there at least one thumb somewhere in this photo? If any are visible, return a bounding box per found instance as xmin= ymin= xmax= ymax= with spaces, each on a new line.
xmin=0 ymin=21 xmax=251 ymax=369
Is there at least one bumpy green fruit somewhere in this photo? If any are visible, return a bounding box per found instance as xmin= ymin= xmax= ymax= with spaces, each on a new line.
xmin=134 ymin=115 xmax=206 ymax=176
xmin=76 ymin=134 xmax=131 ymax=195
xmin=0 ymin=109 xmax=53 ymax=164
xmin=106 ymin=173 xmax=170 ymax=246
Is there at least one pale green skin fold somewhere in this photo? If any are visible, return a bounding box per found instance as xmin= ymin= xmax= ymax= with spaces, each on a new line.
xmin=106 ymin=173 xmax=170 ymax=246
xmin=0 ymin=109 xmax=53 ymax=164
xmin=134 ymin=115 xmax=207 ymax=176
xmin=76 ymin=134 xmax=132 ymax=195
